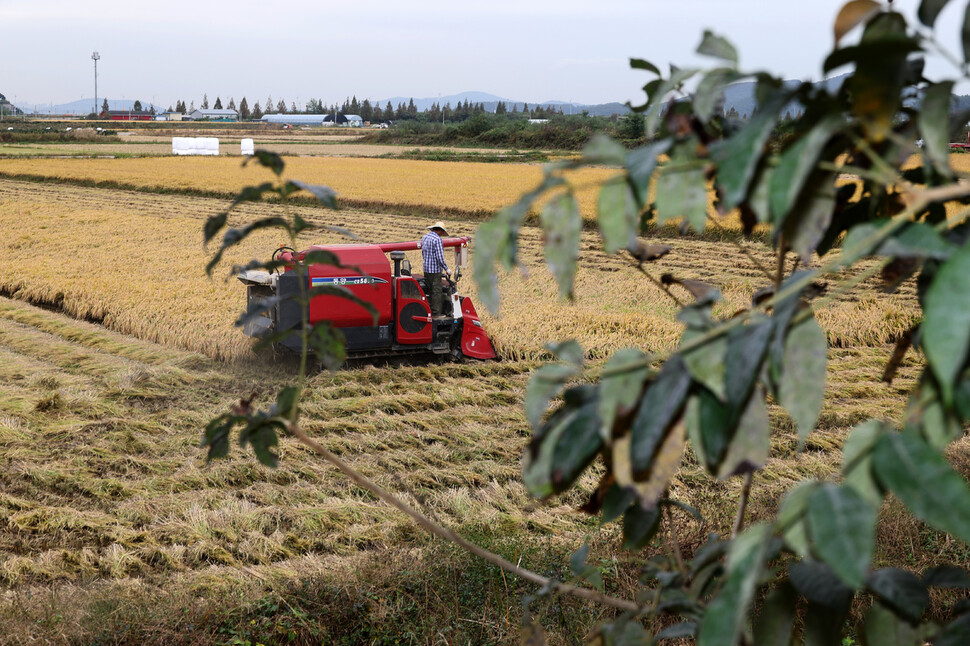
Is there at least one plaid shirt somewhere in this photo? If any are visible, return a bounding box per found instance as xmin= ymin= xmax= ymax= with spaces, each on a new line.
xmin=421 ymin=231 xmax=449 ymax=274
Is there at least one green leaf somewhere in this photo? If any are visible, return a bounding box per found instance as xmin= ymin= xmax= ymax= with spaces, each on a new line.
xmin=753 ymin=583 xmax=797 ymax=646
xmin=525 ymin=363 xmax=580 ymax=430
xmin=622 ymin=504 xmax=661 ymax=549
xmin=725 ymin=318 xmax=773 ymax=407
xmin=686 ymin=387 xmax=733 ymax=471
xmin=247 ymin=149 xmax=285 ymax=175
xmin=866 ymin=568 xmax=929 ymax=622
xmin=921 ymin=245 xmax=970 ymax=405
xmin=842 ymin=420 xmax=888 ymax=508
xmin=769 ymin=114 xmax=843 ymax=222
xmin=906 ymin=371 xmax=963 ymax=451
xmin=523 ymin=398 xmax=600 ymax=498
xmin=807 ymin=484 xmax=875 ymax=589
xmin=629 ymin=57 xmax=661 ymax=76
xmin=550 ymin=401 xmax=603 ymax=492
xmin=583 ymin=134 xmax=628 ymax=165
xmin=711 ymin=90 xmax=788 ymax=209
xmin=644 ymin=67 xmax=698 ymax=136
xmin=880 ymin=222 xmax=956 ymax=260
xmin=206 ymin=216 xmax=291 ymax=276
xmin=307 ymin=322 xmax=347 ymax=373
xmin=697 ymin=524 xmax=771 ymax=646
xmin=919 ymin=0 xmax=952 ymax=27
xmin=693 ymin=69 xmax=741 ymax=123
xmin=697 ymin=30 xmax=738 ymax=66
xmin=472 ymin=218 xmax=505 ymax=314
xmin=546 ymin=339 xmax=584 ymax=366
xmin=597 ymin=179 xmax=639 ymax=255
xmin=783 ymin=170 xmax=837 ymax=262
xmin=626 ymin=139 xmax=672 ymax=206
xmin=569 ymin=543 xmax=590 ymax=575
xmin=630 ymin=357 xmax=692 ymax=477
xmin=922 ymin=565 xmax=970 ymax=589
xmin=287 ymin=180 xmax=338 ymax=208
xmin=599 ymin=349 xmax=650 ymax=441
xmin=872 ymin=432 xmax=970 ymax=543
xmin=539 ymin=193 xmax=581 ymax=300
xmin=778 ymin=314 xmax=827 ymax=446
xmin=601 ymin=484 xmax=635 ymax=525
xmin=834 ymin=14 xmax=918 ymax=140
xmin=919 ymin=81 xmax=956 ymax=180
xmin=777 ymin=480 xmax=819 ymax=558
xmin=862 ymin=602 xmax=922 ymax=646
xmin=937 ymin=614 xmax=970 ymax=646
xmin=203 ymin=211 xmax=228 ymax=246
xmin=201 ymin=414 xmax=235 ymax=462
xmin=717 ymin=387 xmax=770 ymax=479
xmin=838 ymin=221 xmax=955 ymax=268
xmin=656 ymin=152 xmax=709 ymax=232
xmin=790 ymin=560 xmax=854 ymax=613
xmin=682 ymin=330 xmax=727 ymax=401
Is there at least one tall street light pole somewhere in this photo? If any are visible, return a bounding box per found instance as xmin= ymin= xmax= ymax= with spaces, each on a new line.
xmin=92 ymin=52 xmax=100 ymax=117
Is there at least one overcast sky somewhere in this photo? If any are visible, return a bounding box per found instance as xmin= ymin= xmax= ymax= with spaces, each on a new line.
xmin=2 ymin=0 xmax=967 ymax=110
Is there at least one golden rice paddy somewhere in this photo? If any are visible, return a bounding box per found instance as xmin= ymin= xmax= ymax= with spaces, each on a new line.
xmin=0 ymin=178 xmax=919 ymax=363
xmin=0 ymin=156 xmax=618 ymax=220
xmin=0 ymin=148 xmax=954 ymax=643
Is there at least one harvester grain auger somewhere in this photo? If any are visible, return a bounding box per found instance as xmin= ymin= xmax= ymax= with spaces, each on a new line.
xmin=236 ymin=236 xmax=497 ymax=361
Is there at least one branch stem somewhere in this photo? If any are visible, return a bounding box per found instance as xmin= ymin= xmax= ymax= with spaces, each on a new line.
xmin=731 ymin=472 xmax=754 ymax=539
xmin=286 ymin=423 xmax=641 ymax=613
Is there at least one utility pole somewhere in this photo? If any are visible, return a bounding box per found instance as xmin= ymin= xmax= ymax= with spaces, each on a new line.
xmin=91 ymin=51 xmax=100 ymax=117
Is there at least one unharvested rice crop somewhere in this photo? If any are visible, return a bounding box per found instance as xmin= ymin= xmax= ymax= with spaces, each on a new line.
xmin=0 ymin=179 xmax=921 ymax=363
xmin=0 ymin=156 xmax=619 ymax=221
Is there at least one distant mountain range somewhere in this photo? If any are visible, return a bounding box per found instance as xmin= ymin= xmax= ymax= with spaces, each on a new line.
xmin=12 ymin=80 xmax=970 ymax=120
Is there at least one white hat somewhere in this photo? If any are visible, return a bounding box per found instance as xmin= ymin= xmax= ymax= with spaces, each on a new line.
xmin=427 ymin=221 xmax=449 ymax=236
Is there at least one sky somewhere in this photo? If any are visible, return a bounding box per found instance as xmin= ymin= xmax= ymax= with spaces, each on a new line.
xmin=2 ymin=0 xmax=968 ymax=111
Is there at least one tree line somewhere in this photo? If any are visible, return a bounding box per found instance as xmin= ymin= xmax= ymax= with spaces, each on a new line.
xmin=163 ymin=94 xmax=569 ymax=123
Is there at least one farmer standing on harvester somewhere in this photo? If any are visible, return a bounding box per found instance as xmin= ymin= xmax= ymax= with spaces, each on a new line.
xmin=421 ymin=221 xmax=451 ymax=318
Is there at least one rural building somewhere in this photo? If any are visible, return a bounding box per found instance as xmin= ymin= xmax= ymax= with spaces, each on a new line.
xmin=187 ymin=108 xmax=238 ymax=121
xmin=260 ymin=113 xmax=365 ymax=127
xmin=156 ymin=112 xmax=183 ymax=122
xmin=101 ymin=110 xmax=153 ymax=121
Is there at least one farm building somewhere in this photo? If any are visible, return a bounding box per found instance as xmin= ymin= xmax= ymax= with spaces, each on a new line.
xmin=156 ymin=112 xmax=183 ymax=122
xmin=260 ymin=113 xmax=365 ymax=127
xmin=187 ymin=108 xmax=238 ymax=121
xmin=101 ymin=110 xmax=153 ymax=121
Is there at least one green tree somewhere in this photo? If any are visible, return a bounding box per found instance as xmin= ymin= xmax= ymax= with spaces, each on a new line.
xmin=251 ymin=101 xmax=263 ymax=120
xmin=101 ymin=98 xmax=109 ymax=114
xmin=202 ymin=3 xmax=970 ymax=644
xmin=133 ymin=100 xmax=142 ymax=111
xmin=239 ymin=97 xmax=250 ymax=120
xmin=202 ymin=94 xmax=209 ymax=109
xmin=214 ymin=97 xmax=223 ymax=109
xmin=277 ymin=99 xmax=287 ymax=114
xmin=227 ymin=97 xmax=236 ymax=111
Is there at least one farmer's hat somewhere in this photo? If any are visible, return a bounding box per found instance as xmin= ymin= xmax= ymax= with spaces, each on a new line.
xmin=427 ymin=221 xmax=449 ymax=236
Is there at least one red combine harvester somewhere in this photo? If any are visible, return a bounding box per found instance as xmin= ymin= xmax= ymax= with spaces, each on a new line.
xmin=236 ymin=236 xmax=497 ymax=361
xmin=950 ymin=132 xmax=970 ymax=150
